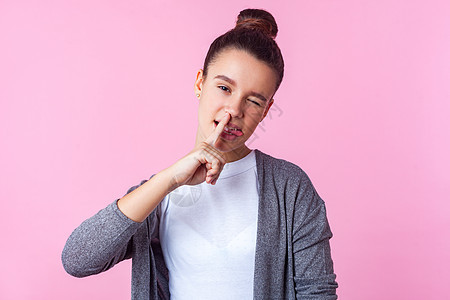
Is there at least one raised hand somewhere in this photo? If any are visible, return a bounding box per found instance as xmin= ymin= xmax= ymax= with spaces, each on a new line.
xmin=167 ymin=112 xmax=231 ymax=189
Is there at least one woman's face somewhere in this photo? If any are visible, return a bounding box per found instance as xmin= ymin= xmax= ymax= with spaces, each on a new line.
xmin=194 ymin=48 xmax=278 ymax=160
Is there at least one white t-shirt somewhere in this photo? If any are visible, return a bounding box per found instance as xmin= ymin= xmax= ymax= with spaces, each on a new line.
xmin=159 ymin=150 xmax=259 ymax=299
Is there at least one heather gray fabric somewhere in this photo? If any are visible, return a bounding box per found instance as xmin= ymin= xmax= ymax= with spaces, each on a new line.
xmin=62 ymin=149 xmax=338 ymax=299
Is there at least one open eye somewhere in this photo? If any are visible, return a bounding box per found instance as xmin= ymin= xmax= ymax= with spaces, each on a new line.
xmin=218 ymin=85 xmax=230 ymax=93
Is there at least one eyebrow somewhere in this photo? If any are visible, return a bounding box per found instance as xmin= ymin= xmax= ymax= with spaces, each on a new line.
xmin=213 ymin=75 xmax=268 ymax=102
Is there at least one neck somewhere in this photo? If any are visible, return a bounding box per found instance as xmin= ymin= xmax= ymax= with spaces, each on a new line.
xmin=223 ymin=146 xmax=252 ymax=163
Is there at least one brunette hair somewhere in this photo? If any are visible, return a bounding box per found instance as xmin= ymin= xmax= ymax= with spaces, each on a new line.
xmin=202 ymin=9 xmax=284 ymax=92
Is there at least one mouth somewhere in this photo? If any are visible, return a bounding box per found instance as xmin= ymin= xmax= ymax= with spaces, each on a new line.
xmin=214 ymin=120 xmax=244 ymax=137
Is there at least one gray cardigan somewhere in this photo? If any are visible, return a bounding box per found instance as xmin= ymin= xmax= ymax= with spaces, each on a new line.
xmin=62 ymin=149 xmax=338 ymax=299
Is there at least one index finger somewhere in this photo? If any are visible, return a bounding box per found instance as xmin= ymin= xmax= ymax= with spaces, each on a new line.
xmin=205 ymin=112 xmax=230 ymax=147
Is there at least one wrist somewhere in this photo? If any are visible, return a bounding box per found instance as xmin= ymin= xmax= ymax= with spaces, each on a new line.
xmin=158 ymin=166 xmax=181 ymax=193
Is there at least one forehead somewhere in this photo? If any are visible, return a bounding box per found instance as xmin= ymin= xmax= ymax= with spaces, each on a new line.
xmin=206 ymin=48 xmax=278 ymax=97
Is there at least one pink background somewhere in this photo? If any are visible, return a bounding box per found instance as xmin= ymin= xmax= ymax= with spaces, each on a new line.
xmin=1 ymin=0 xmax=449 ymax=299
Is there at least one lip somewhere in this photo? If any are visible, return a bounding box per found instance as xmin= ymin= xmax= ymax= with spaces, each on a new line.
xmin=214 ymin=120 xmax=242 ymax=131
xmin=214 ymin=120 xmax=244 ymax=137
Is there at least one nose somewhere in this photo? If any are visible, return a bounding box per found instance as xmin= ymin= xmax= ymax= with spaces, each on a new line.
xmin=225 ymin=95 xmax=244 ymax=118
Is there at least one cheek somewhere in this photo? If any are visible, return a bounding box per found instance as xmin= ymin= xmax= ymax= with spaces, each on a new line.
xmin=200 ymin=93 xmax=225 ymax=114
xmin=245 ymin=108 xmax=264 ymax=127
xmin=198 ymin=99 xmax=220 ymax=123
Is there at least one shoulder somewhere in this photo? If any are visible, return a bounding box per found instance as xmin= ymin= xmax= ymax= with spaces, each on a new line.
xmin=254 ymin=149 xmax=323 ymax=206
xmin=255 ymin=149 xmax=308 ymax=181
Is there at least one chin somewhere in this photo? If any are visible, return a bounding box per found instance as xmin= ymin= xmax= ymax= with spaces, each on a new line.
xmin=217 ymin=141 xmax=247 ymax=153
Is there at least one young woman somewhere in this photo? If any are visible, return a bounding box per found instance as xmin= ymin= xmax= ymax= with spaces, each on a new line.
xmin=62 ymin=8 xmax=338 ymax=299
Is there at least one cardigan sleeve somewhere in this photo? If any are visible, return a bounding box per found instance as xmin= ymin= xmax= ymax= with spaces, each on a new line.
xmin=61 ymin=180 xmax=148 ymax=278
xmin=292 ymin=177 xmax=338 ymax=299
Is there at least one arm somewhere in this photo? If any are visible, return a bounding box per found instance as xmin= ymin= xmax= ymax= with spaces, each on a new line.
xmin=61 ymin=167 xmax=190 ymax=277
xmin=116 ymin=112 xmax=231 ymax=223
xmin=293 ymin=179 xmax=338 ymax=299
xmin=61 ymin=183 xmax=147 ymax=278
xmin=62 ymin=113 xmax=231 ymax=277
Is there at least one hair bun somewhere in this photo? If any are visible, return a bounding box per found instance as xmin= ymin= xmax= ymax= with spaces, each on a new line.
xmin=236 ymin=9 xmax=278 ymax=39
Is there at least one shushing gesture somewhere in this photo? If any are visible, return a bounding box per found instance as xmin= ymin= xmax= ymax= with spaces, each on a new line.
xmin=117 ymin=112 xmax=231 ymax=222
xmin=167 ymin=112 xmax=231 ymax=188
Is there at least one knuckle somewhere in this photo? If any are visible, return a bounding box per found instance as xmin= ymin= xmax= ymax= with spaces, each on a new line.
xmin=201 ymin=141 xmax=211 ymax=148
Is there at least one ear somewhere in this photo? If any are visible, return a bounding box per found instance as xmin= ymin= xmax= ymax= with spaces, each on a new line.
xmin=260 ymin=98 xmax=274 ymax=121
xmin=194 ymin=69 xmax=204 ymax=96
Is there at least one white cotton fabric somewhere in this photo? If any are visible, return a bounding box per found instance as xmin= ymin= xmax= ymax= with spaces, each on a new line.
xmin=159 ymin=150 xmax=259 ymax=300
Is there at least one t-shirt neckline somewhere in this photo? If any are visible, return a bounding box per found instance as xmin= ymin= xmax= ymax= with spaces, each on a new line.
xmin=218 ymin=149 xmax=256 ymax=179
